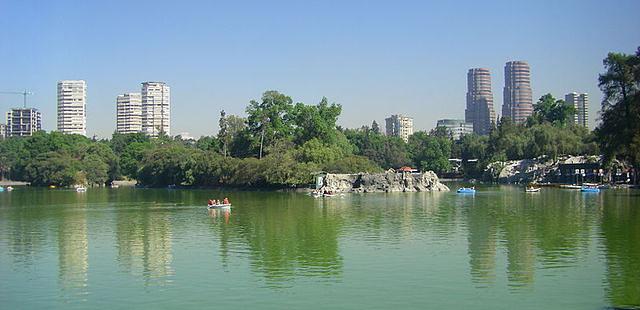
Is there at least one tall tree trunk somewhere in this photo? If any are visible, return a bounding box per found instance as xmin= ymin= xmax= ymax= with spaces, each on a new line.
xmin=259 ymin=128 xmax=265 ymax=159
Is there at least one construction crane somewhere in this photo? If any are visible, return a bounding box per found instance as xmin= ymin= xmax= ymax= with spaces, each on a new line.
xmin=0 ymin=90 xmax=33 ymax=108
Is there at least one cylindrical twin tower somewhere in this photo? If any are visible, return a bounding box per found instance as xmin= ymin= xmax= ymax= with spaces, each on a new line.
xmin=465 ymin=61 xmax=533 ymax=135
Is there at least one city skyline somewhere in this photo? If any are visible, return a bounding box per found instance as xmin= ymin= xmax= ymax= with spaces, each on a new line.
xmin=1 ymin=1 xmax=639 ymax=138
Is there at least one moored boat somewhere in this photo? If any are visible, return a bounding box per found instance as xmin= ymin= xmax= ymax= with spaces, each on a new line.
xmin=0 ymin=186 xmax=4 ymax=192
xmin=580 ymin=186 xmax=600 ymax=193
xmin=525 ymin=187 xmax=541 ymax=192
xmin=76 ymin=186 xmax=87 ymax=192
xmin=6 ymin=186 xmax=14 ymax=191
xmin=560 ymin=184 xmax=582 ymax=189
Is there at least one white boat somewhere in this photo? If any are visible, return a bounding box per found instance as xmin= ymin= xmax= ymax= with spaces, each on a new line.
xmin=76 ymin=187 xmax=87 ymax=192
xmin=6 ymin=186 xmax=14 ymax=191
xmin=525 ymin=187 xmax=541 ymax=192
xmin=560 ymin=184 xmax=582 ymax=189
xmin=208 ymin=203 xmax=231 ymax=209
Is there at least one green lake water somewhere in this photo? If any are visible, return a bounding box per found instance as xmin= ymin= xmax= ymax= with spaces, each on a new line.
xmin=0 ymin=185 xmax=638 ymax=309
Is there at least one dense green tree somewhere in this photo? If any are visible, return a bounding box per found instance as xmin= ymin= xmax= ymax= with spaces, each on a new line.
xmin=246 ymin=91 xmax=295 ymax=158
xmin=138 ymin=145 xmax=197 ymax=187
xmin=217 ymin=111 xmax=247 ymax=157
xmin=110 ymin=132 xmax=149 ymax=155
xmin=408 ymin=131 xmax=452 ymax=174
xmin=596 ymin=47 xmax=640 ymax=176
xmin=530 ymin=94 xmax=575 ymax=126
xmin=24 ymin=151 xmax=79 ymax=186
xmin=323 ymin=155 xmax=382 ymax=174
xmin=291 ymin=97 xmax=342 ymax=145
xmin=344 ymin=127 xmax=411 ymax=169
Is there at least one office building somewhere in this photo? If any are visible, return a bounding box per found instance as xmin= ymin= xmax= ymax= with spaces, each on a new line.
xmin=116 ymin=93 xmax=142 ymax=134
xmin=385 ymin=114 xmax=413 ymax=142
xmin=57 ymin=80 xmax=87 ymax=136
xmin=502 ymin=61 xmax=533 ymax=124
xmin=465 ymin=68 xmax=496 ymax=135
xmin=5 ymin=108 xmax=42 ymax=137
xmin=565 ymin=92 xmax=589 ymax=128
xmin=436 ymin=119 xmax=473 ymax=140
xmin=141 ymin=82 xmax=170 ymax=137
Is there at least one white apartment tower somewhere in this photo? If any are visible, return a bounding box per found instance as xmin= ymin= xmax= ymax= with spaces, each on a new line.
xmin=141 ymin=82 xmax=170 ymax=137
xmin=116 ymin=93 xmax=142 ymax=134
xmin=565 ymin=92 xmax=589 ymax=128
xmin=57 ymin=80 xmax=87 ymax=136
xmin=385 ymin=114 xmax=413 ymax=143
xmin=6 ymin=108 xmax=42 ymax=137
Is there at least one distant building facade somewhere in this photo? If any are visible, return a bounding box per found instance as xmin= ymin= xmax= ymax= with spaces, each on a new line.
xmin=436 ymin=119 xmax=473 ymax=140
xmin=141 ymin=82 xmax=170 ymax=137
xmin=565 ymin=92 xmax=588 ymax=128
xmin=465 ymin=68 xmax=496 ymax=135
xmin=116 ymin=93 xmax=142 ymax=134
xmin=385 ymin=114 xmax=413 ymax=142
xmin=57 ymin=80 xmax=87 ymax=136
xmin=502 ymin=61 xmax=533 ymax=124
xmin=5 ymin=108 xmax=42 ymax=137
xmin=0 ymin=123 xmax=5 ymax=139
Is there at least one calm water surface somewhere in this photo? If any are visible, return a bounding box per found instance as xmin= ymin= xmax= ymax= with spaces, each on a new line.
xmin=0 ymin=185 xmax=639 ymax=309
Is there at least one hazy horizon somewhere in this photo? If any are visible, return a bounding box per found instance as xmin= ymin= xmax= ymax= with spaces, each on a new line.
xmin=1 ymin=0 xmax=639 ymax=138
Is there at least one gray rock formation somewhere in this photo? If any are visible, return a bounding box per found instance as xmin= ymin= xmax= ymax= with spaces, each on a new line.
xmin=319 ymin=171 xmax=449 ymax=193
xmin=486 ymin=155 xmax=602 ymax=184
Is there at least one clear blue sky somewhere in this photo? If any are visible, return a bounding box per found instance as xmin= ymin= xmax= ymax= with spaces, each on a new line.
xmin=1 ymin=0 xmax=639 ymax=138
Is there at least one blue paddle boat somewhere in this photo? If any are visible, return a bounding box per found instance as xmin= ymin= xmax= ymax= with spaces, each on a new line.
xmin=457 ymin=187 xmax=476 ymax=194
xmin=580 ymin=186 xmax=600 ymax=193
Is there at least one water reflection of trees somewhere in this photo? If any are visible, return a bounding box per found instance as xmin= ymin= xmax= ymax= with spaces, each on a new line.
xmin=233 ymin=194 xmax=343 ymax=287
xmin=600 ymin=192 xmax=640 ymax=307
xmin=463 ymin=187 xmax=598 ymax=289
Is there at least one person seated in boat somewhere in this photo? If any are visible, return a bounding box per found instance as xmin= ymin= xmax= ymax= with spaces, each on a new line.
xmin=208 ymin=199 xmax=214 ymax=206
xmin=223 ymin=197 xmax=229 ymax=204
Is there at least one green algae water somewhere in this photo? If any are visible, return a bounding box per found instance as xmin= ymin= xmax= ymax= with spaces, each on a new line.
xmin=0 ymin=185 xmax=638 ymax=309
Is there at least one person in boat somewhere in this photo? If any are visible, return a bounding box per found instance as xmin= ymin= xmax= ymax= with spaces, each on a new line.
xmin=208 ymin=199 xmax=214 ymax=206
xmin=223 ymin=197 xmax=229 ymax=204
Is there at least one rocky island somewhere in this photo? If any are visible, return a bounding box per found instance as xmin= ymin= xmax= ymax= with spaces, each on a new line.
xmin=318 ymin=171 xmax=449 ymax=193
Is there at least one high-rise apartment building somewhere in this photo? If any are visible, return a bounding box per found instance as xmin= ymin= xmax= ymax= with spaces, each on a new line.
xmin=565 ymin=92 xmax=589 ymax=128
xmin=0 ymin=123 xmax=6 ymax=139
xmin=5 ymin=108 xmax=42 ymax=137
xmin=116 ymin=93 xmax=143 ymax=134
xmin=57 ymin=80 xmax=87 ymax=136
xmin=141 ymin=82 xmax=170 ymax=137
xmin=465 ymin=68 xmax=496 ymax=135
xmin=436 ymin=119 xmax=473 ymax=140
xmin=502 ymin=61 xmax=533 ymax=124
xmin=385 ymin=114 xmax=413 ymax=142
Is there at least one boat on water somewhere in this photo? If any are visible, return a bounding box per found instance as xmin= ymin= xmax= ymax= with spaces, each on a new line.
xmin=76 ymin=187 xmax=87 ymax=192
xmin=457 ymin=187 xmax=476 ymax=194
xmin=207 ymin=203 xmax=231 ymax=209
xmin=6 ymin=186 xmax=14 ymax=191
xmin=0 ymin=186 xmax=4 ymax=192
xmin=560 ymin=184 xmax=582 ymax=189
xmin=581 ymin=186 xmax=600 ymax=193
xmin=525 ymin=187 xmax=541 ymax=192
